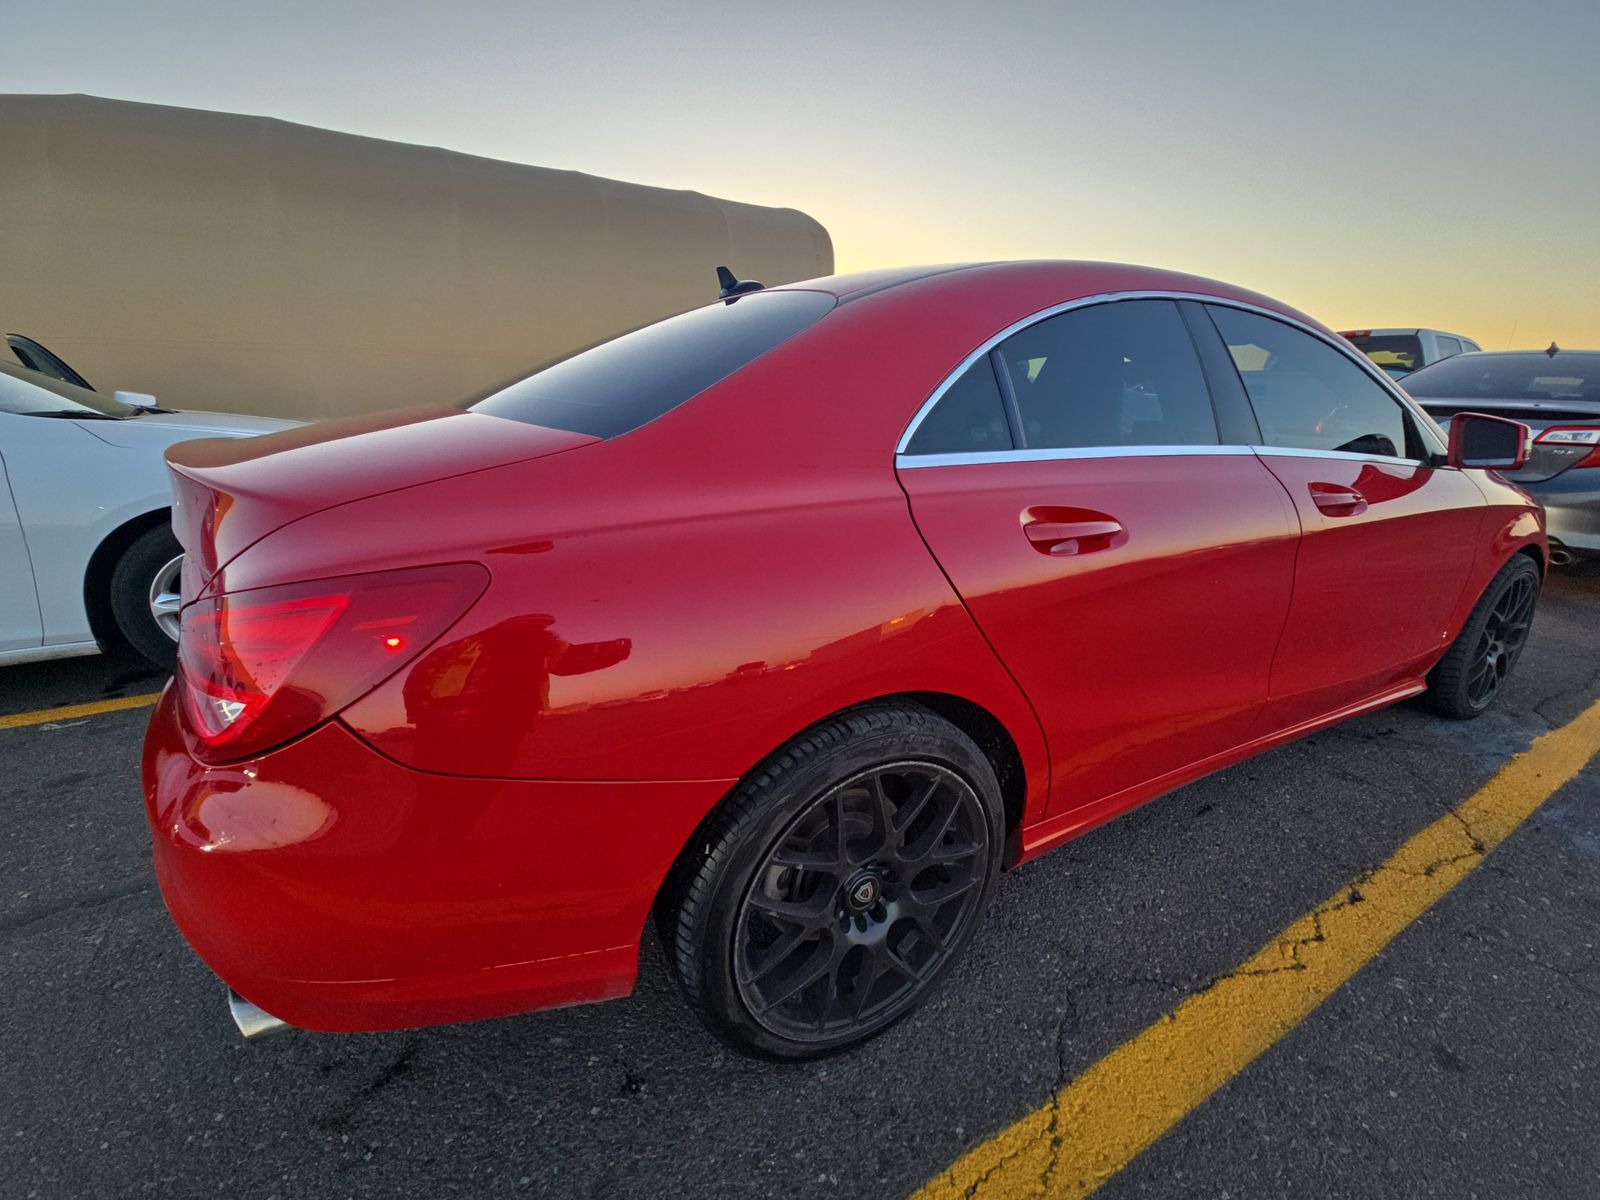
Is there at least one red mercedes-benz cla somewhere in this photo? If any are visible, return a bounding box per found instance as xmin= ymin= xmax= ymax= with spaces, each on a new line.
xmin=143 ymin=262 xmax=1544 ymax=1059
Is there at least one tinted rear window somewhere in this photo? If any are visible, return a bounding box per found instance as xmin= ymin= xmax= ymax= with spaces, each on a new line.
xmin=471 ymin=291 xmax=836 ymax=437
xmin=1404 ymin=354 xmax=1600 ymax=402
xmin=1344 ymin=333 xmax=1423 ymax=374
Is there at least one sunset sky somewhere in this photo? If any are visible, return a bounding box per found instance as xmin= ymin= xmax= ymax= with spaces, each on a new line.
xmin=6 ymin=0 xmax=1598 ymax=345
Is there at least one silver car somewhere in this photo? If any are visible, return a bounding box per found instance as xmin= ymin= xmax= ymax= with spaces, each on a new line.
xmin=1403 ymin=348 xmax=1600 ymax=564
xmin=1340 ymin=327 xmax=1482 ymax=381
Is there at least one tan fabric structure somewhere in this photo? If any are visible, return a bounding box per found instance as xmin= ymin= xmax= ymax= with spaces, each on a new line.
xmin=0 ymin=94 xmax=833 ymax=420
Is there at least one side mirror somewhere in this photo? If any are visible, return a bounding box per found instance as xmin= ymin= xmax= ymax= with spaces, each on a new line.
xmin=1447 ymin=412 xmax=1529 ymax=471
xmin=114 ymin=390 xmax=160 ymax=407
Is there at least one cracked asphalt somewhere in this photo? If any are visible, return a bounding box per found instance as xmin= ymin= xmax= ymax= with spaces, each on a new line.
xmin=2 ymin=563 xmax=1597 ymax=1199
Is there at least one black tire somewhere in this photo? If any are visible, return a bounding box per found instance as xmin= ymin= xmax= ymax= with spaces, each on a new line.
xmin=659 ymin=702 xmax=1005 ymax=1060
xmin=108 ymin=525 xmax=183 ymax=670
xmin=1423 ymin=553 xmax=1540 ymax=719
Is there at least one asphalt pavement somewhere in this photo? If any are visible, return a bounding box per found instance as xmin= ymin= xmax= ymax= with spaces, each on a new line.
xmin=3 ymin=565 xmax=1598 ymax=1199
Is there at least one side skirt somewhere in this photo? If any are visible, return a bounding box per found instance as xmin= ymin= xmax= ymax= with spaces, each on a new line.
xmin=0 ymin=640 xmax=102 ymax=667
xmin=1017 ymin=679 xmax=1428 ymax=862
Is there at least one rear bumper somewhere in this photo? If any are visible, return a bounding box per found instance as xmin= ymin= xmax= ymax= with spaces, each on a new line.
xmin=141 ymin=684 xmax=730 ymax=1032
xmin=1529 ymin=473 xmax=1600 ymax=556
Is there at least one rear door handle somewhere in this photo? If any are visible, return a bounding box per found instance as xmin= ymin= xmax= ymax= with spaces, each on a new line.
xmin=1308 ymin=483 xmax=1368 ymax=517
xmin=1023 ymin=517 xmax=1124 ymax=556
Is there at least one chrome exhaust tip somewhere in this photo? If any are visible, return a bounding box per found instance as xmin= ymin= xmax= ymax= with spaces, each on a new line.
xmin=228 ymin=989 xmax=291 ymax=1040
xmin=1548 ymin=546 xmax=1576 ymax=567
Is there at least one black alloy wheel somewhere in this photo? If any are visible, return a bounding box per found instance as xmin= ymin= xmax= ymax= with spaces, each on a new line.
xmin=1464 ymin=570 xmax=1537 ymax=708
xmin=1424 ymin=553 xmax=1541 ymax=719
xmin=732 ymin=762 xmax=990 ymax=1042
xmin=660 ymin=703 xmax=1004 ymax=1059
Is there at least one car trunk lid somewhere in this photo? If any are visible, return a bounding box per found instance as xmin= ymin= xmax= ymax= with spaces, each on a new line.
xmin=165 ymin=406 xmax=598 ymax=596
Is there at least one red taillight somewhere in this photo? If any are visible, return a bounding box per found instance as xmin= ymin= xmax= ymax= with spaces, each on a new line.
xmin=1533 ymin=425 xmax=1600 ymax=468
xmin=177 ymin=563 xmax=488 ymax=761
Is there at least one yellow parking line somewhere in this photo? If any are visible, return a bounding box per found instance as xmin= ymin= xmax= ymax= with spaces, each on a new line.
xmin=913 ymin=697 xmax=1600 ymax=1200
xmin=0 ymin=692 xmax=163 ymax=730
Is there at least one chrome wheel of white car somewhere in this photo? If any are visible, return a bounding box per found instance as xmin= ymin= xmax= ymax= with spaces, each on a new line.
xmin=147 ymin=554 xmax=184 ymax=642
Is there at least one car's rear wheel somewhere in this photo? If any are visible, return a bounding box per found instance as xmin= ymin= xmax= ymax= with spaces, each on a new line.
xmin=660 ymin=703 xmax=1004 ymax=1059
xmin=109 ymin=525 xmax=183 ymax=670
xmin=1423 ymin=553 xmax=1540 ymax=719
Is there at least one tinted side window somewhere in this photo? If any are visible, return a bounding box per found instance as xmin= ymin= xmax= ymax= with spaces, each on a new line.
xmin=993 ymin=300 xmax=1218 ymax=449
xmin=904 ymin=357 xmax=1013 ymax=455
xmin=1207 ymin=307 xmax=1412 ymax=459
xmin=472 ymin=291 xmax=836 ymax=438
xmin=1435 ymin=335 xmax=1462 ymax=359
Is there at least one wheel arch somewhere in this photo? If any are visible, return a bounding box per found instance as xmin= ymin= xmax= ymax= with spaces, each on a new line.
xmin=651 ymin=689 xmax=1032 ymax=934
xmin=83 ymin=507 xmax=172 ymax=647
xmin=899 ymin=691 xmax=1028 ymax=862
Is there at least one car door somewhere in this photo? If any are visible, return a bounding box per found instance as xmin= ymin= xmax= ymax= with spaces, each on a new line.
xmin=1198 ymin=304 xmax=1487 ymax=732
xmin=896 ymin=298 xmax=1301 ymax=819
xmin=0 ymin=418 xmax=44 ymax=654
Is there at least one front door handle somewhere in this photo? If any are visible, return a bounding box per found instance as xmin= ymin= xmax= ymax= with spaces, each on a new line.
xmin=1023 ymin=517 xmax=1124 ymax=556
xmin=1308 ymin=483 xmax=1368 ymax=517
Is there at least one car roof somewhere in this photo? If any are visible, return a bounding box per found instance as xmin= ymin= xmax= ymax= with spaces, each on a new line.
xmin=1338 ymin=327 xmax=1477 ymax=339
xmin=625 ymin=260 xmax=1340 ymax=471
xmin=772 ymin=263 xmax=987 ymax=301
xmin=772 ymin=260 xmax=1322 ymax=328
xmin=1434 ymin=349 xmax=1600 ymax=360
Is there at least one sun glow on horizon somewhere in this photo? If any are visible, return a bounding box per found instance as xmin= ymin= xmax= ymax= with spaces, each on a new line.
xmin=2 ymin=1 xmax=1595 ymax=348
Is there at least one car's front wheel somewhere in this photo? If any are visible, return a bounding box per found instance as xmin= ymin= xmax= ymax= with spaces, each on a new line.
xmin=108 ymin=525 xmax=183 ymax=670
xmin=660 ymin=702 xmax=1005 ymax=1060
xmin=1423 ymin=552 xmax=1541 ymax=719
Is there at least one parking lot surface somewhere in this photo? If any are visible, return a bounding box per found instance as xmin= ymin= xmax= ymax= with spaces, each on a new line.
xmin=3 ymin=566 xmax=1598 ymax=1199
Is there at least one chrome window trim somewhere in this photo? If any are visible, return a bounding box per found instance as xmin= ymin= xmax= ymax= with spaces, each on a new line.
xmin=1248 ymin=445 xmax=1429 ymax=467
xmin=896 ymin=444 xmax=1256 ymax=469
xmin=896 ymin=444 xmax=1428 ymax=470
xmin=894 ymin=288 xmax=1447 ymax=465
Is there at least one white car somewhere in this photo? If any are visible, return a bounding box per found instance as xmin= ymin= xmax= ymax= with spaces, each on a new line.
xmin=0 ymin=352 xmax=297 ymax=669
xmin=1338 ymin=327 xmax=1482 ymax=381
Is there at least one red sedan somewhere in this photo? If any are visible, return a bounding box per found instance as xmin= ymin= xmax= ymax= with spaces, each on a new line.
xmin=142 ymin=261 xmax=1544 ymax=1059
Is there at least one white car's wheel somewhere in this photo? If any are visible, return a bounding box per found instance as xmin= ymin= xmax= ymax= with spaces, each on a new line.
xmin=147 ymin=552 xmax=184 ymax=641
xmin=109 ymin=526 xmax=183 ymax=669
